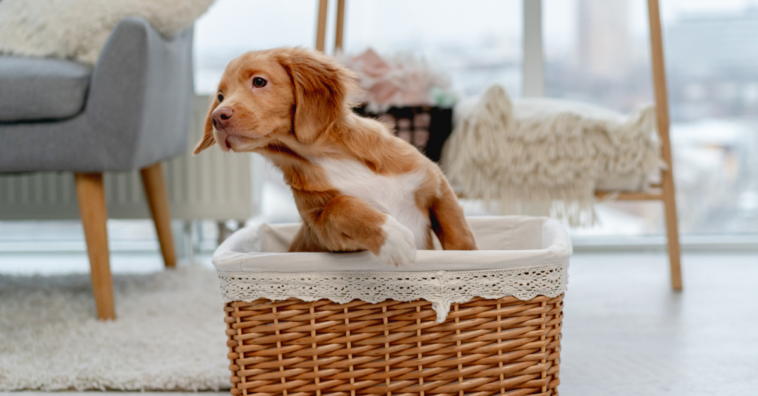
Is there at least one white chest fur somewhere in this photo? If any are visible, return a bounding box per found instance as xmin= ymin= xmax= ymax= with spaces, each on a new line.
xmin=315 ymin=158 xmax=430 ymax=248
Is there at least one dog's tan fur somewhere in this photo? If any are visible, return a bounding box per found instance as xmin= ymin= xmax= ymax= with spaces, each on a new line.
xmin=194 ymin=48 xmax=476 ymax=261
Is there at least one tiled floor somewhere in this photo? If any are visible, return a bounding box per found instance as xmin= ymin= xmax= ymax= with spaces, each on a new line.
xmin=3 ymin=251 xmax=758 ymax=395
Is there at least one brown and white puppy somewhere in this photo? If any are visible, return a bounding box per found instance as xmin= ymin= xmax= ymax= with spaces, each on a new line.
xmin=194 ymin=48 xmax=476 ymax=265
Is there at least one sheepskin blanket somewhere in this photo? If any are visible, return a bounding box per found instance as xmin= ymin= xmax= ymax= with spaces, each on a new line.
xmin=0 ymin=0 xmax=215 ymax=64
xmin=442 ymin=85 xmax=663 ymax=225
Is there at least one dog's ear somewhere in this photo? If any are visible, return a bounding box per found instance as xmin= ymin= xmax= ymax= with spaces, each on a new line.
xmin=193 ymin=101 xmax=217 ymax=155
xmin=278 ymin=48 xmax=359 ymax=144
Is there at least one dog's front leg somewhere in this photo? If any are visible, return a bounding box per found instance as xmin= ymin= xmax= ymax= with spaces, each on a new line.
xmin=429 ymin=173 xmax=478 ymax=250
xmin=292 ymin=191 xmax=416 ymax=266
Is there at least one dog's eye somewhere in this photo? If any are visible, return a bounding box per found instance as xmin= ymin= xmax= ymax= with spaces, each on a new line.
xmin=253 ymin=77 xmax=267 ymax=88
xmin=217 ymin=93 xmax=223 ymax=102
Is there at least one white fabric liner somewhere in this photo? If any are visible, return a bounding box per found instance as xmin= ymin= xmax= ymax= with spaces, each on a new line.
xmin=214 ymin=216 xmax=571 ymax=323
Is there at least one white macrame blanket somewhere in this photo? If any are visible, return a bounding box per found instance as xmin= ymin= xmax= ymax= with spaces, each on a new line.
xmin=213 ymin=216 xmax=571 ymax=323
xmin=442 ymin=85 xmax=664 ymax=226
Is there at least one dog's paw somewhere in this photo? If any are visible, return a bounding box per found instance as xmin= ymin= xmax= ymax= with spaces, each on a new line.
xmin=375 ymin=216 xmax=417 ymax=266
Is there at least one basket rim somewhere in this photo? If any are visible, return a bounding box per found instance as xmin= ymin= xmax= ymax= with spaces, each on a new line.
xmin=216 ymin=263 xmax=568 ymax=323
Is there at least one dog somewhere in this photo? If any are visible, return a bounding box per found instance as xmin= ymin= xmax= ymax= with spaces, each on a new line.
xmin=194 ymin=48 xmax=477 ymax=265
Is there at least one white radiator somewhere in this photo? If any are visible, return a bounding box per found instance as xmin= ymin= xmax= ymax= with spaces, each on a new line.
xmin=0 ymin=95 xmax=259 ymax=221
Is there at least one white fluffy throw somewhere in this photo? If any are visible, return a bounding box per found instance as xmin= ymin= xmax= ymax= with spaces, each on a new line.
xmin=442 ymin=85 xmax=664 ymax=225
xmin=0 ymin=0 xmax=215 ymax=64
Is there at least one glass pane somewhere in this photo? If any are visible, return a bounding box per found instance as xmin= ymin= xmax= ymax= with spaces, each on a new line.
xmin=544 ymin=0 xmax=758 ymax=236
xmin=194 ymin=0 xmax=318 ymax=94
xmin=344 ymin=0 xmax=523 ymax=97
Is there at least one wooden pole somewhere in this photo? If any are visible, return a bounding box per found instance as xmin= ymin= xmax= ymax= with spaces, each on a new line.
xmin=334 ymin=0 xmax=346 ymax=53
xmin=648 ymin=0 xmax=683 ymax=290
xmin=316 ymin=0 xmax=329 ymax=52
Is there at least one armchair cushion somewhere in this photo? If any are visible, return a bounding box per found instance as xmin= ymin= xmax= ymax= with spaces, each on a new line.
xmin=0 ymin=56 xmax=92 ymax=122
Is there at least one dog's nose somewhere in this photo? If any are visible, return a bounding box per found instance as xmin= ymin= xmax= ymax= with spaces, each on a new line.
xmin=211 ymin=107 xmax=233 ymax=129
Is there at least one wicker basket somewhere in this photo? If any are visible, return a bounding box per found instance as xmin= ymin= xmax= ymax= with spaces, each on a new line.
xmin=353 ymin=106 xmax=453 ymax=163
xmin=215 ymin=217 xmax=569 ymax=396
xmin=224 ymin=295 xmax=562 ymax=396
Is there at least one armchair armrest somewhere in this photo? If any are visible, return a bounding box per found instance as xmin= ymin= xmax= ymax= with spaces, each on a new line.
xmin=86 ymin=17 xmax=193 ymax=170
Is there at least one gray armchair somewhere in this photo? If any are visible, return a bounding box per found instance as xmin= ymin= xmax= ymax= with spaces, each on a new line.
xmin=0 ymin=17 xmax=195 ymax=319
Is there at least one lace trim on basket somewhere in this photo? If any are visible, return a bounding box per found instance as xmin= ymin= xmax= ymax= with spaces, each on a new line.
xmin=217 ymin=263 xmax=568 ymax=323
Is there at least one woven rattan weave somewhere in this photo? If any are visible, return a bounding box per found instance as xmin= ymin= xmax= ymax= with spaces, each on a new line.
xmin=224 ymin=294 xmax=563 ymax=396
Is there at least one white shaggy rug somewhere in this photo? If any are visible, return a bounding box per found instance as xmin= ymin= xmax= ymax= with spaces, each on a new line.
xmin=0 ymin=265 xmax=230 ymax=391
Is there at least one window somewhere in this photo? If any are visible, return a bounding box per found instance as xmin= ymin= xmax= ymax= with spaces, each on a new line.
xmin=192 ymin=0 xmax=758 ymax=237
xmin=194 ymin=0 xmax=319 ymax=94
xmin=544 ymin=0 xmax=758 ymax=236
xmin=194 ymin=0 xmax=525 ymax=97
xmin=343 ymin=0 xmax=523 ymax=97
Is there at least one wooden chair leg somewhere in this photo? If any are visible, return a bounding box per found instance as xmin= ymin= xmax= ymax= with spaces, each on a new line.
xmin=648 ymin=0 xmax=682 ymax=290
xmin=74 ymin=173 xmax=116 ymax=320
xmin=662 ymin=172 xmax=682 ymax=290
xmin=140 ymin=163 xmax=176 ymax=268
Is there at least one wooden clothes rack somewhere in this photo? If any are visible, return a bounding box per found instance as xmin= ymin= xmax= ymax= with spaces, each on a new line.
xmin=315 ymin=0 xmax=682 ymax=290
